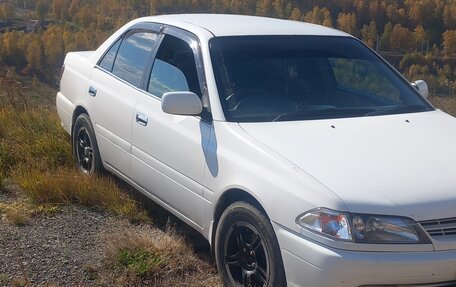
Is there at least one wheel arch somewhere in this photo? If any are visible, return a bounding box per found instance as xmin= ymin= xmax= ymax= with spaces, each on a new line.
xmin=211 ymin=188 xmax=269 ymax=254
xmin=71 ymin=105 xmax=89 ymax=137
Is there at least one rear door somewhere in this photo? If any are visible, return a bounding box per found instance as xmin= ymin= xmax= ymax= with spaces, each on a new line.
xmin=88 ymin=23 xmax=161 ymax=177
xmin=130 ymin=27 xmax=212 ymax=228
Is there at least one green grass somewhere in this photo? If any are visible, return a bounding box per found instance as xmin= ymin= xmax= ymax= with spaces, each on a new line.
xmin=116 ymin=248 xmax=167 ymax=277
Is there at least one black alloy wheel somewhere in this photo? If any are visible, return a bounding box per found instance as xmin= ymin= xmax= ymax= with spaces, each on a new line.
xmin=72 ymin=114 xmax=103 ymax=174
xmin=215 ymin=202 xmax=286 ymax=287
xmin=76 ymin=127 xmax=94 ymax=173
xmin=224 ymin=222 xmax=269 ymax=286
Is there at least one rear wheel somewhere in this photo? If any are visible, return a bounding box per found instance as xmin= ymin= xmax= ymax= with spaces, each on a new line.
xmin=72 ymin=114 xmax=103 ymax=174
xmin=215 ymin=201 xmax=286 ymax=287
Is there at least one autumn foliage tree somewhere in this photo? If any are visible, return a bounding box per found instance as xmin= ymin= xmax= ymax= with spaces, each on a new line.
xmin=0 ymin=0 xmax=453 ymax=95
xmin=443 ymin=30 xmax=456 ymax=56
xmin=0 ymin=3 xmax=15 ymax=20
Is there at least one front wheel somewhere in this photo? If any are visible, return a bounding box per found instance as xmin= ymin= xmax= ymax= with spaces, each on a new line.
xmin=215 ymin=201 xmax=286 ymax=287
xmin=72 ymin=114 xmax=103 ymax=174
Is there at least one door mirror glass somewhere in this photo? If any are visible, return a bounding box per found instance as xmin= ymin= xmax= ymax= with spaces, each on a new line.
xmin=161 ymin=91 xmax=203 ymax=116
xmin=412 ymin=80 xmax=429 ymax=99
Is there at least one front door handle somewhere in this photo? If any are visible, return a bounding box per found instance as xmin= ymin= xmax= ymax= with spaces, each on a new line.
xmin=88 ymin=86 xmax=97 ymax=97
xmin=136 ymin=113 xmax=148 ymax=126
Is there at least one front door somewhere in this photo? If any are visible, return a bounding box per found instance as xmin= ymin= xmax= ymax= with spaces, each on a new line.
xmin=131 ymin=29 xmax=211 ymax=229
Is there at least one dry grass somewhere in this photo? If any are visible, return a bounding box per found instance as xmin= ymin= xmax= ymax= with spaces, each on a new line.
xmin=0 ymin=202 xmax=29 ymax=225
xmin=101 ymin=224 xmax=221 ymax=287
xmin=0 ymin=173 xmax=4 ymax=192
xmin=3 ymin=207 xmax=29 ymax=225
xmin=0 ymin=200 xmax=62 ymax=226
xmin=13 ymin=168 xmax=148 ymax=222
xmin=0 ymin=108 xmax=72 ymax=175
xmin=430 ymin=96 xmax=456 ymax=117
xmin=10 ymin=277 xmax=28 ymax=287
xmin=0 ymin=107 xmax=148 ymax=222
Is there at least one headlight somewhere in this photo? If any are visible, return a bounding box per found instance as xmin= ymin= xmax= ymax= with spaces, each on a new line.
xmin=349 ymin=214 xmax=431 ymax=244
xmin=296 ymin=208 xmax=352 ymax=240
xmin=296 ymin=208 xmax=431 ymax=244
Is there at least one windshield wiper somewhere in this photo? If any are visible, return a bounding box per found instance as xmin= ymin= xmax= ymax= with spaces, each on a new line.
xmin=273 ymin=107 xmax=375 ymax=122
xmin=364 ymin=105 xmax=428 ymax=117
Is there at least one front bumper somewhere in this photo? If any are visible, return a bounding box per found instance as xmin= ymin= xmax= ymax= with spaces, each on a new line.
xmin=273 ymin=222 xmax=456 ymax=287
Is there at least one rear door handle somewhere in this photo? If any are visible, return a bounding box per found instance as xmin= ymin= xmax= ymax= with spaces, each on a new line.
xmin=136 ymin=113 xmax=148 ymax=126
xmin=88 ymin=86 xmax=97 ymax=97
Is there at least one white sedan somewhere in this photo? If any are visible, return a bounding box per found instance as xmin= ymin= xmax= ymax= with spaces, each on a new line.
xmin=56 ymin=14 xmax=456 ymax=287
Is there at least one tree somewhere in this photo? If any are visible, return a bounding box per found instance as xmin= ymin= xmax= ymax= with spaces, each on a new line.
xmin=413 ymin=25 xmax=429 ymax=51
xmin=361 ymin=21 xmax=377 ymax=49
xmin=443 ymin=30 xmax=456 ymax=56
xmin=289 ymin=7 xmax=302 ymax=21
xmin=35 ymin=0 xmax=49 ymax=20
xmin=1 ymin=31 xmax=26 ymax=66
xmin=74 ymin=6 xmax=94 ymax=28
xmin=42 ymin=25 xmax=65 ymax=67
xmin=24 ymin=38 xmax=43 ymax=75
xmin=390 ymin=24 xmax=412 ymax=51
xmin=337 ymin=12 xmax=357 ymax=36
xmin=128 ymin=0 xmax=148 ymax=16
xmin=255 ymin=0 xmax=272 ymax=16
xmin=52 ymin=0 xmax=69 ymax=19
xmin=68 ymin=0 xmax=79 ymax=20
xmin=353 ymin=0 xmax=368 ymax=27
xmin=385 ymin=4 xmax=406 ymax=25
xmin=304 ymin=6 xmax=333 ymax=27
xmin=380 ymin=22 xmax=393 ymax=51
xmin=407 ymin=0 xmax=436 ymax=27
xmin=0 ymin=3 xmax=15 ymax=20
xmin=443 ymin=3 xmax=456 ymax=29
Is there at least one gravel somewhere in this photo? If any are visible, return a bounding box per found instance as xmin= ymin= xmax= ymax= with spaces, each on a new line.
xmin=0 ymin=186 xmax=217 ymax=287
xmin=0 ymin=201 xmax=120 ymax=286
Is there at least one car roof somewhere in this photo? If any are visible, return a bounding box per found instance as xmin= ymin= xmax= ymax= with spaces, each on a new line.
xmin=143 ymin=14 xmax=349 ymax=37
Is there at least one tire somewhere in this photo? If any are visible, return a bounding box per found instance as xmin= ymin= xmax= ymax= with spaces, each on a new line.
xmin=215 ymin=201 xmax=286 ymax=287
xmin=72 ymin=113 xmax=103 ymax=174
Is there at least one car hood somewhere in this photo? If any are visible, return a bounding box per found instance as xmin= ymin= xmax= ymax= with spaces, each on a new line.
xmin=239 ymin=110 xmax=456 ymax=221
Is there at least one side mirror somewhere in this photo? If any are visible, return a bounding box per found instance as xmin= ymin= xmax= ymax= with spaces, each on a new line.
xmin=412 ymin=80 xmax=429 ymax=99
xmin=161 ymin=91 xmax=203 ymax=116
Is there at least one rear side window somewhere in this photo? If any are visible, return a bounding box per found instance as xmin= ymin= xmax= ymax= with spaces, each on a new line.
xmin=99 ymin=38 xmax=121 ymax=72
xmin=112 ymin=31 xmax=158 ymax=87
xmin=148 ymin=34 xmax=201 ymax=98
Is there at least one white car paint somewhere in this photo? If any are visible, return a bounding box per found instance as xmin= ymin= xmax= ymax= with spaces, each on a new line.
xmin=57 ymin=14 xmax=456 ymax=287
xmin=239 ymin=111 xmax=456 ymax=222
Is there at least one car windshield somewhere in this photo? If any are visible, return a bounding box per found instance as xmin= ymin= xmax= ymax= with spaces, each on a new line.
xmin=209 ymin=36 xmax=433 ymax=122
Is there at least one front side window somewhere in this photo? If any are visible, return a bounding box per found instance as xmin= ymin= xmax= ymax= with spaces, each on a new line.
xmin=148 ymin=34 xmax=201 ymax=98
xmin=210 ymin=36 xmax=433 ymax=122
xmin=112 ymin=31 xmax=158 ymax=87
